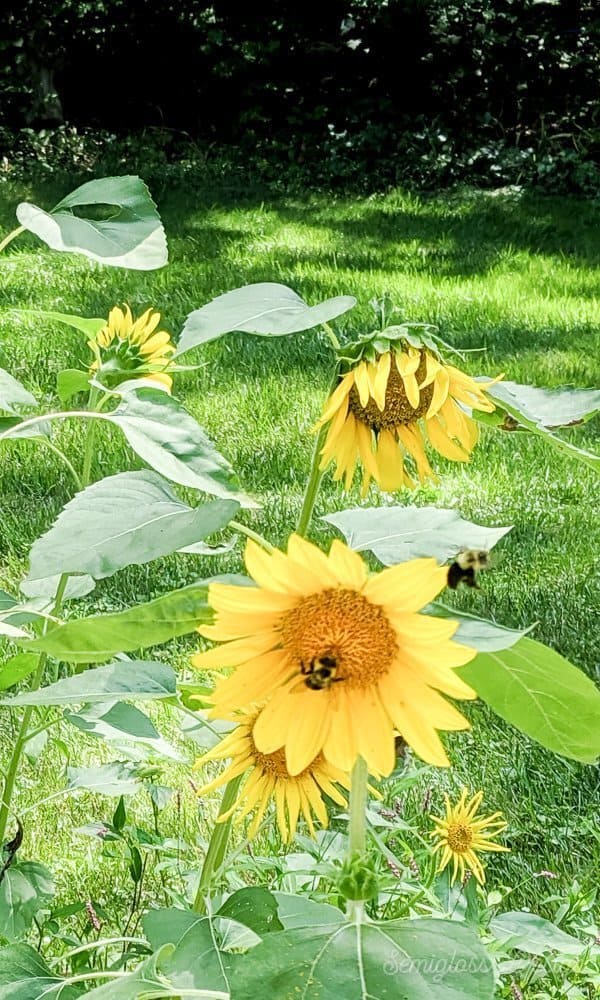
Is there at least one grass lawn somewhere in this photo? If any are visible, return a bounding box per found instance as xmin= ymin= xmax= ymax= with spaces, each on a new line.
xmin=0 ymin=177 xmax=599 ymax=928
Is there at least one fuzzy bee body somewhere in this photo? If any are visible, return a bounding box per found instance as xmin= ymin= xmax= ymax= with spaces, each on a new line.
xmin=447 ymin=549 xmax=490 ymax=590
xmin=301 ymin=654 xmax=342 ymax=690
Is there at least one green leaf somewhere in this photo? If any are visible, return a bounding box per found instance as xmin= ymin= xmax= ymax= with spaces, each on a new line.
xmin=65 ymin=702 xmax=183 ymax=761
xmin=324 ymin=505 xmax=511 ymax=564
xmin=488 ymin=380 xmax=600 ymax=429
xmin=16 ymin=176 xmax=168 ymax=270
xmin=490 ymin=911 xmax=584 ymax=956
xmin=25 ymin=471 xmax=239 ymax=584
xmin=161 ymin=919 xmax=230 ymax=996
xmin=273 ymin=892 xmax=345 ymax=932
xmin=229 ymin=918 xmax=494 ymax=999
xmin=458 ymin=637 xmax=600 ymax=763
xmin=22 ymin=583 xmax=211 ymax=663
xmin=0 ymin=944 xmax=81 ymax=999
xmin=143 ymin=907 xmax=200 ymax=949
xmin=484 ymin=379 xmax=600 ymax=472
xmin=20 ymin=574 xmax=95 ymax=601
xmin=0 ymin=654 xmax=39 ymax=691
xmin=67 ymin=762 xmax=141 ymax=797
xmin=0 ymin=622 xmax=29 ymax=640
xmin=0 ymin=863 xmax=55 ymax=940
xmin=430 ymin=605 xmax=533 ymax=652
xmin=56 ymin=369 xmax=91 ymax=403
xmin=218 ymin=888 xmax=283 ymax=935
xmin=9 ymin=311 xmax=105 ymax=339
xmin=112 ymin=795 xmax=126 ymax=833
xmin=80 ymin=947 xmax=171 ymax=999
xmin=107 ymin=388 xmax=257 ymax=506
xmin=0 ymin=369 xmax=37 ymax=415
xmin=177 ymin=282 xmax=356 ymax=354
xmin=1 ymin=660 xmax=176 ymax=705
xmin=0 ymin=418 xmax=48 ymax=441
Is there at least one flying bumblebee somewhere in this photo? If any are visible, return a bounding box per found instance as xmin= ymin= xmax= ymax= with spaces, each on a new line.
xmin=301 ymin=655 xmax=343 ymax=690
xmin=447 ymin=549 xmax=490 ymax=590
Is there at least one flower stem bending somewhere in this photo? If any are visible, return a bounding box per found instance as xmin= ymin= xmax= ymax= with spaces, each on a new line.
xmin=192 ymin=773 xmax=243 ymax=914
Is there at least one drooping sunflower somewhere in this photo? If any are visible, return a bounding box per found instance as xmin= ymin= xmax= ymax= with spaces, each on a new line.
xmin=316 ymin=344 xmax=502 ymax=494
xmin=194 ymin=712 xmax=350 ymax=842
xmin=88 ymin=305 xmax=175 ymax=390
xmin=430 ymin=788 xmax=509 ymax=885
xmin=191 ymin=533 xmax=477 ymax=778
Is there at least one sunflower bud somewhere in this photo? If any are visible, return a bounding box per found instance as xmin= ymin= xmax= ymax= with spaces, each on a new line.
xmin=338 ymin=851 xmax=379 ymax=901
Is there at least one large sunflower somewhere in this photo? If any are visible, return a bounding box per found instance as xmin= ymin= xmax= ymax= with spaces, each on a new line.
xmin=316 ymin=346 xmax=501 ymax=494
xmin=88 ymin=305 xmax=175 ymax=390
xmin=192 ymin=534 xmax=477 ymax=778
xmin=430 ymin=788 xmax=509 ymax=885
xmin=194 ymin=712 xmax=349 ymax=842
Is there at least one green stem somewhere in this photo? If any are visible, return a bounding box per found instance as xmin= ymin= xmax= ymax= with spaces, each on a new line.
xmin=81 ymin=387 xmax=100 ymax=486
xmin=0 ymin=573 xmax=69 ymax=845
xmin=296 ymin=362 xmax=341 ymax=538
xmin=322 ymin=322 xmax=341 ymax=351
xmin=229 ymin=520 xmax=274 ymax=552
xmin=42 ymin=439 xmax=83 ymax=491
xmin=0 ymin=225 xmax=25 ymax=255
xmin=192 ymin=773 xmax=243 ymax=914
xmin=348 ymin=755 xmax=369 ymax=858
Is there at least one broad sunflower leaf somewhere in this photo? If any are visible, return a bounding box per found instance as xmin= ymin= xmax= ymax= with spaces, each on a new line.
xmin=20 ymin=574 xmax=95 ymax=601
xmin=1 ymin=660 xmax=176 ymax=706
xmin=218 ymin=887 xmax=283 ymax=935
xmin=8 ymin=310 xmax=105 ymax=339
xmin=16 ymin=176 xmax=168 ymax=270
xmin=106 ymin=388 xmax=257 ymax=507
xmin=77 ymin=947 xmax=172 ymax=999
xmin=489 ymin=911 xmax=584 ymax=956
xmin=0 ymin=863 xmax=55 ymax=940
xmin=67 ymin=762 xmax=141 ymax=797
xmin=0 ymin=369 xmax=37 ymax=414
xmin=273 ymin=892 xmax=345 ymax=932
xmin=483 ymin=379 xmax=600 ymax=472
xmin=0 ymin=944 xmax=81 ymax=999
xmin=25 ymin=471 xmax=239 ymax=584
xmin=177 ymin=282 xmax=356 ymax=354
xmin=56 ymin=368 xmax=92 ymax=402
xmin=458 ymin=637 xmax=600 ymax=763
xmin=229 ymin=919 xmax=494 ymax=999
xmin=0 ymin=653 xmax=39 ymax=690
xmin=65 ymin=702 xmax=183 ymax=760
xmin=21 ymin=583 xmax=211 ymax=663
xmin=430 ymin=605 xmax=533 ymax=652
xmin=487 ymin=380 xmax=600 ymax=429
xmin=159 ymin=918 xmax=230 ymax=996
xmin=324 ymin=505 xmax=511 ymax=564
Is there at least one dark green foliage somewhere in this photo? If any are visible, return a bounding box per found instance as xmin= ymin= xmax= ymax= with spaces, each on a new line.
xmin=1 ymin=1 xmax=598 ymax=193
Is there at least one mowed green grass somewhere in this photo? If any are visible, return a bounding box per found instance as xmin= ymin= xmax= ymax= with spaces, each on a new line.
xmin=0 ymin=178 xmax=599 ymax=921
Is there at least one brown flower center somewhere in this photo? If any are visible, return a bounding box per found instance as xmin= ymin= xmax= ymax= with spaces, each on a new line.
xmin=279 ymin=588 xmax=398 ymax=691
xmin=447 ymin=822 xmax=474 ymax=853
xmin=349 ymin=353 xmax=434 ymax=430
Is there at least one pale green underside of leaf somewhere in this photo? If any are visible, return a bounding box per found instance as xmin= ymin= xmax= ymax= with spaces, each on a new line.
xmin=177 ymin=281 xmax=356 ymax=353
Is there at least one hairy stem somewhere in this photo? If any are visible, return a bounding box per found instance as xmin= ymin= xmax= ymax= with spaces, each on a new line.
xmin=229 ymin=520 xmax=274 ymax=552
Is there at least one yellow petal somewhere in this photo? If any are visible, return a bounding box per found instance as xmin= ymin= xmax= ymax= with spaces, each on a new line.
xmin=426 ymin=366 xmax=450 ymax=419
xmin=353 ymin=361 xmax=371 ymax=407
xmin=327 ymin=539 xmax=368 ymax=590
xmin=426 ymin=416 xmax=470 ymax=462
xmin=191 ymin=630 xmax=279 ymax=670
xmin=316 ymin=373 xmax=354 ymax=426
xmin=375 ymin=429 xmax=405 ymax=492
xmin=371 ymin=352 xmax=391 ymax=410
xmin=364 ymin=558 xmax=447 ymax=611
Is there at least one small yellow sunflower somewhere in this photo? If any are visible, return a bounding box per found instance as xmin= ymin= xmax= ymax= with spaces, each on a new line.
xmin=316 ymin=346 xmax=502 ymax=494
xmin=88 ymin=305 xmax=175 ymax=390
xmin=430 ymin=788 xmax=509 ymax=885
xmin=194 ymin=712 xmax=350 ymax=842
xmin=192 ymin=533 xmax=477 ymax=778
